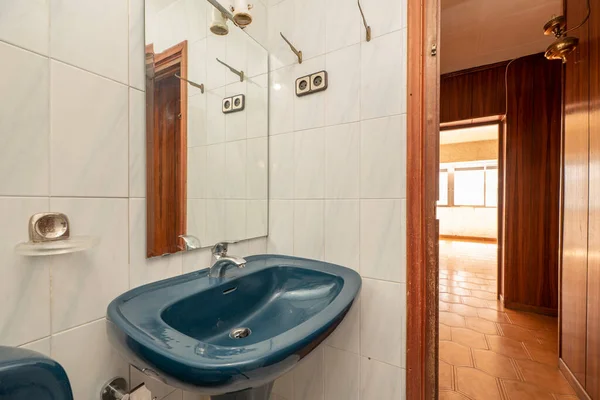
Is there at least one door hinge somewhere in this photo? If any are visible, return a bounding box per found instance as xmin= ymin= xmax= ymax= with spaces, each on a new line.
xmin=431 ymin=44 xmax=437 ymax=57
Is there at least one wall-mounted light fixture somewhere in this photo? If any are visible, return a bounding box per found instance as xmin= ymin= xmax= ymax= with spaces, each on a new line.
xmin=230 ymin=0 xmax=253 ymax=28
xmin=210 ymin=6 xmax=230 ymax=36
xmin=280 ymin=32 xmax=302 ymax=64
xmin=216 ymin=58 xmax=245 ymax=81
xmin=543 ymin=0 xmax=590 ymax=63
xmin=358 ymin=0 xmax=371 ymax=42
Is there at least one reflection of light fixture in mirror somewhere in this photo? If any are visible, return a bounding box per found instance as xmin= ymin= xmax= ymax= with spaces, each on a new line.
xmin=542 ymin=0 xmax=590 ymax=63
xmin=210 ymin=7 xmax=229 ymax=36
xmin=230 ymin=0 xmax=253 ymax=28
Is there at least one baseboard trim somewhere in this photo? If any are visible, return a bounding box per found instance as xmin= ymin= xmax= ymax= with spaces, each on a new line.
xmin=504 ymin=301 xmax=558 ymax=317
xmin=559 ymin=358 xmax=590 ymax=400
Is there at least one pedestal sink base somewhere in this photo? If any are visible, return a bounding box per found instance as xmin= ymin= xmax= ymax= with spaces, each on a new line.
xmin=211 ymin=383 xmax=273 ymax=400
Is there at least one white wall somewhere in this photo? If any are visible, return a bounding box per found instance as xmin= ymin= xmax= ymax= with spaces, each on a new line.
xmin=0 ymin=0 xmax=407 ymax=399
xmin=438 ymin=207 xmax=497 ymax=239
xmin=266 ymin=0 xmax=408 ymax=398
xmin=0 ymin=1 xmax=265 ymax=399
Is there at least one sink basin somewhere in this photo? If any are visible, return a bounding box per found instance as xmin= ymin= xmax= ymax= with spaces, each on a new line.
xmin=106 ymin=255 xmax=361 ymax=398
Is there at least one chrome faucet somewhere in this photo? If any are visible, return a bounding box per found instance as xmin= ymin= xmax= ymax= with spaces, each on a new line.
xmin=209 ymin=242 xmax=246 ymax=279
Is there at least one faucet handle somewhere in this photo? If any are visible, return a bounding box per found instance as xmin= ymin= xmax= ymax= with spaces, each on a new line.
xmin=211 ymin=241 xmax=237 ymax=257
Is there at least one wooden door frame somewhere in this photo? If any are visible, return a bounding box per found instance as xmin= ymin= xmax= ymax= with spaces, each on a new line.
xmin=406 ymin=0 xmax=440 ymax=398
xmin=145 ymin=41 xmax=188 ymax=256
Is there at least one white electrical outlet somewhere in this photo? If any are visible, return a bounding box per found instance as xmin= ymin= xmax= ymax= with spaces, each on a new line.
xmin=295 ymin=75 xmax=311 ymax=96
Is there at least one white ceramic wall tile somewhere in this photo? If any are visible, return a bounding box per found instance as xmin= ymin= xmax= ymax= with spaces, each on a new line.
xmin=51 ymin=61 xmax=128 ymax=197
xmin=131 ymin=366 xmax=177 ymax=400
xmin=325 ymin=44 xmax=360 ymax=126
xmin=360 ymin=357 xmax=406 ymax=400
xmin=326 ymin=298 xmax=360 ymax=354
xmin=0 ymin=197 xmax=50 ymax=346
xmin=269 ymin=133 xmax=295 ymax=199
xmin=293 ymin=346 xmax=324 ymax=400
xmin=324 ymin=346 xmax=359 ymax=400
xmin=189 ymin=39 xmax=207 ymax=97
xmin=360 ymin=278 xmax=405 ymax=367
xmin=187 ymin=198 xmax=207 ymax=246
xmin=182 ymin=391 xmax=210 ymax=400
xmin=246 ymin=74 xmax=269 ymax=139
xmin=0 ymin=0 xmax=48 ymax=55
xmin=51 ymin=319 xmax=129 ymax=400
xmin=247 ymin=31 xmax=268 ymax=77
xmin=271 ymin=371 xmax=294 ymax=399
xmin=50 ymin=0 xmax=128 ymax=83
xmin=181 ymin=247 xmax=212 ymax=274
xmin=267 ymin=200 xmax=294 ymax=254
xmin=324 ymin=123 xmax=359 ymax=199
xmin=294 ymin=128 xmax=325 ymax=199
xmin=226 ymin=28 xmax=248 ymax=85
xmin=246 ymin=200 xmax=268 ymax=238
xmin=188 ymin=93 xmax=207 ymax=147
xmin=244 ymin=1 xmax=268 ymax=49
xmin=206 ymin=34 xmax=227 ymax=90
xmin=152 ymin=0 xmax=206 ymax=54
xmin=20 ymin=337 xmax=51 ymax=357
xmin=163 ymin=390 xmax=183 ymax=400
xmin=129 ymin=0 xmax=145 ymax=90
xmin=326 ymin=0 xmax=361 ymax=53
xmin=206 ymin=88 xmax=226 ymax=145
xmin=225 ymin=200 xmax=247 ymax=241
xmin=205 ymin=199 xmax=225 ymax=246
xmin=360 ymin=115 xmax=407 ymax=199
xmin=293 ymin=57 xmax=326 ymax=131
xmin=267 ymin=0 xmax=296 ymax=71
xmin=188 ymin=146 xmax=207 ymax=199
xmin=129 ymin=199 xmax=183 ymax=288
xmin=360 ymin=199 xmax=406 ymax=282
xmin=293 ymin=0 xmax=326 ymax=60
xmin=293 ymin=200 xmax=324 ymax=260
xmin=206 ymin=143 xmax=226 ymax=199
xmin=49 ymin=198 xmax=129 ymax=333
xmin=269 ymin=65 xmax=295 ymax=135
xmin=225 ymin=140 xmax=247 ymax=199
xmin=246 ymin=137 xmax=268 ymax=199
xmin=360 ymin=30 xmax=407 ymax=120
xmin=324 ymin=200 xmax=359 ymax=271
xmin=360 ymin=0 xmax=407 ymax=39
xmin=129 ymin=88 xmax=146 ymax=198
xmin=0 ymin=43 xmax=49 ymax=196
xmin=246 ymin=237 xmax=268 ymax=255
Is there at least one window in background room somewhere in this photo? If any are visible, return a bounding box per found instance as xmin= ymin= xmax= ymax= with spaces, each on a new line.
xmin=439 ymin=170 xmax=449 ymax=206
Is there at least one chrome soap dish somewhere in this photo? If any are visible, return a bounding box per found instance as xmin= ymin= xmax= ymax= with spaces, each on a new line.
xmin=15 ymin=212 xmax=99 ymax=256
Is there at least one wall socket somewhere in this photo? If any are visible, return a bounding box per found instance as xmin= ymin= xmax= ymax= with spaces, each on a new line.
xmin=222 ymin=94 xmax=245 ymax=114
xmin=295 ymin=70 xmax=328 ymax=97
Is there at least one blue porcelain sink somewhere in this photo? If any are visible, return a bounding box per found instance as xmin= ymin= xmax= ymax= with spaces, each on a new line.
xmin=106 ymin=255 xmax=361 ymax=398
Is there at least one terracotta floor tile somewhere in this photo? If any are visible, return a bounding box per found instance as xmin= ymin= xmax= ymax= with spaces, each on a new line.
xmin=455 ymin=367 xmax=502 ymax=400
xmin=439 ymin=301 xmax=450 ymax=312
xmin=502 ymin=380 xmax=554 ymax=400
xmin=524 ymin=342 xmax=558 ymax=366
xmin=461 ymin=296 xmax=489 ymax=308
xmin=506 ymin=311 xmax=557 ymax=331
xmin=458 ymin=281 xmax=483 ymax=290
xmin=555 ymin=396 xmax=579 ymax=400
xmin=439 ymin=341 xmax=473 ymax=366
xmin=470 ymin=289 xmax=497 ymax=301
xmin=440 ymin=323 xmax=452 ymax=340
xmin=472 ymin=349 xmax=519 ymax=379
xmin=439 ymin=391 xmax=470 ymax=400
xmin=440 ymin=285 xmax=448 ymax=293
xmin=477 ymin=309 xmax=511 ymax=323
xmin=465 ymin=317 xmax=499 ymax=335
xmin=498 ymin=323 xmax=539 ymax=344
xmin=487 ymin=300 xmax=506 ymax=311
xmin=448 ymin=287 xmax=471 ymax=296
xmin=440 ymin=293 xmax=463 ymax=304
xmin=448 ymin=303 xmax=479 ymax=317
xmin=516 ymin=359 xmax=574 ymax=395
xmin=440 ymin=312 xmax=466 ymax=327
xmin=486 ymin=335 xmax=531 ymax=360
xmin=451 ymin=327 xmax=488 ymax=349
xmin=439 ymin=361 xmax=454 ymax=390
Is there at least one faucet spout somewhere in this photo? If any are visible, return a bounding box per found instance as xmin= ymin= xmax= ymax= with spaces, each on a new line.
xmin=208 ymin=242 xmax=247 ymax=279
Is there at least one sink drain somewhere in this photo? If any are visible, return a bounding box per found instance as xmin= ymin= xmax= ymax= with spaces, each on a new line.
xmin=229 ymin=327 xmax=252 ymax=339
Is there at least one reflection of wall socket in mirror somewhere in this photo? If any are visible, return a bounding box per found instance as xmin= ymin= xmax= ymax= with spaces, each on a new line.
xmin=295 ymin=71 xmax=328 ymax=96
xmin=222 ymin=94 xmax=245 ymax=114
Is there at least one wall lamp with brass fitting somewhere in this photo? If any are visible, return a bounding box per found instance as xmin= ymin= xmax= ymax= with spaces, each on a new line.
xmin=280 ymin=32 xmax=302 ymax=64
xmin=543 ymin=0 xmax=590 ymax=63
xmin=175 ymin=74 xmax=204 ymax=94
xmin=358 ymin=0 xmax=371 ymax=42
xmin=216 ymin=58 xmax=245 ymax=81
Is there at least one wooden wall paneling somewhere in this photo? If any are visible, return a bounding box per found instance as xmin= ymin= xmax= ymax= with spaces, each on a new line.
xmin=470 ymin=65 xmax=506 ymax=118
xmin=561 ymin=0 xmax=590 ymax=386
xmin=503 ymin=54 xmax=561 ymax=314
xmin=440 ymin=73 xmax=472 ymax=122
xmin=586 ymin=0 xmax=600 ymax=396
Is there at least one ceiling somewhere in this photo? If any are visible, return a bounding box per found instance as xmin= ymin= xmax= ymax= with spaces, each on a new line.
xmin=441 ymin=0 xmax=562 ymax=73
xmin=440 ymin=124 xmax=499 ymax=145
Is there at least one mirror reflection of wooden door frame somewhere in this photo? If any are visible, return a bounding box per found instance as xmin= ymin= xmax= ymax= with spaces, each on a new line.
xmin=145 ymin=41 xmax=188 ymax=257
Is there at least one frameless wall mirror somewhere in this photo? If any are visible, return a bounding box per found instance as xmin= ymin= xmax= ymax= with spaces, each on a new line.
xmin=144 ymin=0 xmax=269 ymax=258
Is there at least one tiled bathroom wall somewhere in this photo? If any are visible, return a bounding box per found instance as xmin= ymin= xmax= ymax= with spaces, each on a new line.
xmin=0 ymin=1 xmax=264 ymax=399
xmin=0 ymin=0 xmax=407 ymax=399
xmin=266 ymin=0 xmax=408 ymax=398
